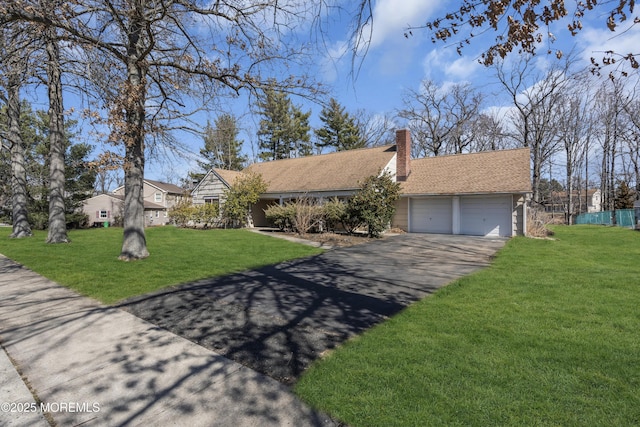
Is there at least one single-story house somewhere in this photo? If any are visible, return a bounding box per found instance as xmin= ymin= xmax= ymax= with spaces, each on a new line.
xmin=83 ymin=179 xmax=186 ymax=226
xmin=191 ymin=130 xmax=532 ymax=237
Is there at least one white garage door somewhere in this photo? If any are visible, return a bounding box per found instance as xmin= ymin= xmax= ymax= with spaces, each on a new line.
xmin=460 ymin=196 xmax=512 ymax=237
xmin=410 ymin=198 xmax=452 ymax=233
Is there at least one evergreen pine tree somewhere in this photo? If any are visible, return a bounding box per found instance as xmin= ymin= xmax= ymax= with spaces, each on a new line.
xmin=257 ymin=88 xmax=311 ymax=161
xmin=199 ymin=113 xmax=246 ymax=171
xmin=614 ymin=181 xmax=634 ymax=209
xmin=315 ymin=98 xmax=364 ymax=152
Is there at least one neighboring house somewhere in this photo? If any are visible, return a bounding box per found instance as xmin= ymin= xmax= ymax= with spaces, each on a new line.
xmin=191 ymin=130 xmax=532 ymax=237
xmin=544 ymin=189 xmax=601 ymax=214
xmin=82 ymin=193 xmax=125 ymax=227
xmin=83 ymin=179 xmax=186 ymax=227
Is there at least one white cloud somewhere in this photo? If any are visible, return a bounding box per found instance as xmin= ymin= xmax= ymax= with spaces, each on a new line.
xmin=579 ymin=23 xmax=640 ymax=70
xmin=445 ymin=56 xmax=481 ymax=80
xmin=421 ymin=48 xmax=481 ymax=83
xmin=363 ymin=0 xmax=441 ymax=50
xmin=320 ymin=39 xmax=350 ymax=83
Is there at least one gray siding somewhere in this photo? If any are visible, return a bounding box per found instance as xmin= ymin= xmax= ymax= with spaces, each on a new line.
xmin=192 ymin=174 xmax=229 ymax=206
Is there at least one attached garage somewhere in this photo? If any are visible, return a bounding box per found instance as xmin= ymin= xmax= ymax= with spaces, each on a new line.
xmin=408 ymin=195 xmax=516 ymax=237
xmin=399 ymin=147 xmax=531 ymax=237
xmin=460 ymin=195 xmax=513 ymax=237
xmin=409 ymin=197 xmax=453 ymax=234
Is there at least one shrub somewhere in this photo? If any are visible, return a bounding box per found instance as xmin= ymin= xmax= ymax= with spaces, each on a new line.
xmin=222 ymin=172 xmax=267 ymax=228
xmin=169 ymin=198 xmax=196 ymax=227
xmin=28 ymin=212 xmax=49 ymax=230
xmin=66 ymin=212 xmax=89 ymax=229
xmin=265 ymin=203 xmax=296 ymax=231
xmin=322 ymin=198 xmax=346 ymax=232
xmin=291 ymin=197 xmax=324 ymax=234
xmin=193 ymin=203 xmax=220 ymax=228
xmin=344 ymin=171 xmax=401 ymax=238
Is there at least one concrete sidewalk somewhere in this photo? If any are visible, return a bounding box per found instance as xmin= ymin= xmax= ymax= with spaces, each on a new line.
xmin=0 ymin=255 xmax=333 ymax=427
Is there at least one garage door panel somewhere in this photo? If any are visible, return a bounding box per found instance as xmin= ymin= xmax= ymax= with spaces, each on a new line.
xmin=410 ymin=198 xmax=452 ymax=234
xmin=460 ymin=196 xmax=512 ymax=237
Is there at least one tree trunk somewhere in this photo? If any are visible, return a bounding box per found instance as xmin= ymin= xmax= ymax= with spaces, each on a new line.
xmin=566 ymin=169 xmax=574 ymax=225
xmin=46 ymin=25 xmax=68 ymax=243
xmin=7 ymin=74 xmax=32 ymax=239
xmin=119 ymin=32 xmax=149 ymax=260
xmin=532 ymin=145 xmax=541 ymax=204
xmin=120 ymin=140 xmax=148 ymax=260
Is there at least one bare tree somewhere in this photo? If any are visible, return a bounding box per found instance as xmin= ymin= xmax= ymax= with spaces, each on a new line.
xmin=470 ymin=111 xmax=511 ymax=152
xmin=3 ymin=0 xmax=321 ymax=260
xmin=494 ymin=55 xmax=569 ymax=203
xmin=621 ymin=86 xmax=640 ymax=200
xmin=447 ymin=83 xmax=484 ymax=154
xmin=556 ymin=73 xmax=594 ymax=223
xmin=398 ymin=80 xmax=483 ymax=157
xmin=352 ymin=109 xmax=396 ymax=147
xmin=44 ymin=14 xmax=67 ymax=243
xmin=0 ymin=23 xmax=33 ymax=238
xmin=594 ymin=80 xmax=629 ymax=211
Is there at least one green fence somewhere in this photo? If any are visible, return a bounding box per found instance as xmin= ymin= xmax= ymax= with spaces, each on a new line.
xmin=575 ymin=210 xmax=636 ymax=228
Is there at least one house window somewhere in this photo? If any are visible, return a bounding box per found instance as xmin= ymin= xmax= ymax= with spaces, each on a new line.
xmin=204 ymin=197 xmax=219 ymax=207
xmin=155 ymin=192 xmax=162 ymax=202
xmin=99 ymin=210 xmax=108 ymax=219
xmin=155 ymin=211 xmax=160 ymax=218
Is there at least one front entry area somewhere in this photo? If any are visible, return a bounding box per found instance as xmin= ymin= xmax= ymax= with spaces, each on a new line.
xmin=409 ymin=195 xmax=514 ymax=237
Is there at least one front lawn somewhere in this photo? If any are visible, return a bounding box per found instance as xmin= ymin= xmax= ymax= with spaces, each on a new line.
xmin=295 ymin=226 xmax=640 ymax=426
xmin=0 ymin=227 xmax=322 ymax=304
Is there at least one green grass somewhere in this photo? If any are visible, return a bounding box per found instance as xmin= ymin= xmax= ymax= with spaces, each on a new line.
xmin=0 ymin=226 xmax=322 ymax=304
xmin=295 ymin=226 xmax=640 ymax=426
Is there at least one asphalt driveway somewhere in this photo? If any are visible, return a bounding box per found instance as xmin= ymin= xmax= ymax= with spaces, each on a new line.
xmin=120 ymin=234 xmax=506 ymax=384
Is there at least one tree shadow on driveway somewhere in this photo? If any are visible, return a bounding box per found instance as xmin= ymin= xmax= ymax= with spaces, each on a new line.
xmin=119 ymin=234 xmax=505 ymax=384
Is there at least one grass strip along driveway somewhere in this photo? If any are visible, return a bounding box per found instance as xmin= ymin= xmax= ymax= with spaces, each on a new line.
xmin=0 ymin=227 xmax=322 ymax=304
xmin=295 ymin=226 xmax=640 ymax=426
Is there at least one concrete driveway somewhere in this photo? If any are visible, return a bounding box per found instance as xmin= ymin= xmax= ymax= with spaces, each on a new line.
xmin=120 ymin=234 xmax=506 ymax=384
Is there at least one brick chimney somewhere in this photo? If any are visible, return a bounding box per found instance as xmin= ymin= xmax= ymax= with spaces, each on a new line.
xmin=396 ymin=129 xmax=411 ymax=182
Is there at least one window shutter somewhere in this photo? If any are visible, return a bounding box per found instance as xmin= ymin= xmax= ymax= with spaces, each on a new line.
xmin=107 ymin=210 xmax=111 ymax=218
xmin=96 ymin=211 xmax=99 ymax=219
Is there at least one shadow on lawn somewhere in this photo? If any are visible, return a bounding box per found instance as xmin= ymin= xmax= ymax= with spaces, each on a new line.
xmin=118 ymin=234 xmax=505 ymax=384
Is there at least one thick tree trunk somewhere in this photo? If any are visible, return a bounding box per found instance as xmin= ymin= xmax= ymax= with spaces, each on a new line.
xmin=120 ymin=141 xmax=148 ymax=260
xmin=119 ymin=39 xmax=149 ymax=260
xmin=7 ymin=75 xmax=32 ymax=239
xmin=46 ymin=26 xmax=68 ymax=244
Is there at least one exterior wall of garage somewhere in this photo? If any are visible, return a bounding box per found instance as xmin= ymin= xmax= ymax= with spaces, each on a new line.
xmin=513 ymin=195 xmax=527 ymax=236
xmin=392 ymin=198 xmax=409 ymax=231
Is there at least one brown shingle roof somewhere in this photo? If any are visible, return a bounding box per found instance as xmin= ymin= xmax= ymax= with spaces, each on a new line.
xmin=212 ymin=169 xmax=243 ymax=186
xmin=245 ymin=145 xmax=396 ymax=194
xmin=145 ymin=179 xmax=185 ymax=194
xmin=401 ymin=148 xmax=531 ymax=195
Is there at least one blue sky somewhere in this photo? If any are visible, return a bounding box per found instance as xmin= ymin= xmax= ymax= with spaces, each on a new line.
xmin=23 ymin=1 xmax=640 ymax=184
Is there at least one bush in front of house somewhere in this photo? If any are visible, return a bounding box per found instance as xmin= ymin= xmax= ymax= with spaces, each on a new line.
xmin=322 ymin=197 xmax=346 ymax=232
xmin=169 ymin=198 xmax=196 ymax=227
xmin=344 ymin=170 xmax=401 ymax=238
xmin=222 ymin=172 xmax=267 ymax=228
xmin=193 ymin=203 xmax=220 ymax=228
xmin=265 ymin=198 xmax=338 ymax=234
xmin=265 ymin=203 xmax=296 ymax=231
xmin=263 ymin=171 xmax=400 ymax=238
